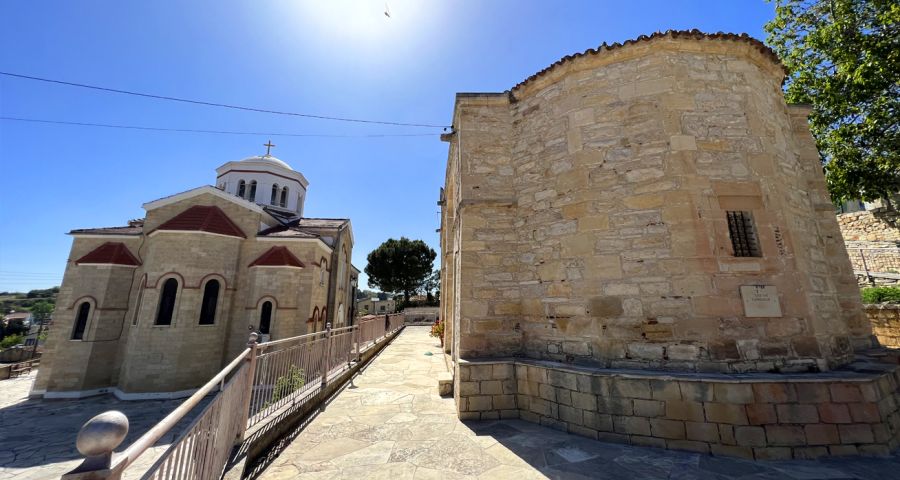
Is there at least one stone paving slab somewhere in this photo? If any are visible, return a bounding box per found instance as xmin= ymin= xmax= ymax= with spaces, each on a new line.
xmin=258 ymin=326 xmax=900 ymax=479
xmin=0 ymin=372 xmax=205 ymax=480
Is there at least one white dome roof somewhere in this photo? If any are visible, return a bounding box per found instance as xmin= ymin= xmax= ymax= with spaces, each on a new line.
xmin=240 ymin=155 xmax=292 ymax=170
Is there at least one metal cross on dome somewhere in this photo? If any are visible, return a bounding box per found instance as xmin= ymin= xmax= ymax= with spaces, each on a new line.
xmin=263 ymin=140 xmax=276 ymax=156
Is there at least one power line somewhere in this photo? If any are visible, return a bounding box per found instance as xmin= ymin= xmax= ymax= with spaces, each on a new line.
xmin=0 ymin=71 xmax=449 ymax=129
xmin=0 ymin=116 xmax=441 ymax=138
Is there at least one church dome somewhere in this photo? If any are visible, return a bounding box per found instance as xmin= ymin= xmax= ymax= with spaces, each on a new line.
xmin=240 ymin=154 xmax=292 ymax=170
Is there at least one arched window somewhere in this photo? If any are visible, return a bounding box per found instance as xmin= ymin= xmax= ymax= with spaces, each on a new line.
xmin=320 ymin=260 xmax=327 ymax=286
xmin=72 ymin=301 xmax=90 ymax=340
xmin=259 ymin=301 xmax=273 ymax=334
xmin=320 ymin=307 xmax=327 ymax=326
xmin=270 ymin=184 xmax=279 ymax=205
xmin=248 ymin=181 xmax=257 ymax=202
xmin=280 ymin=187 xmax=288 ymax=208
xmin=198 ymin=280 xmax=220 ymax=325
xmin=155 ymin=278 xmax=179 ymax=325
xmin=297 ymin=193 xmax=303 ymax=213
xmin=237 ymin=180 xmax=246 ymax=198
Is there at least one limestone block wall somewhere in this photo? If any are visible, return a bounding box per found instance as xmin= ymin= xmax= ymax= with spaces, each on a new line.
xmin=441 ymin=33 xmax=870 ymax=374
xmin=868 ymin=304 xmax=900 ymax=348
xmin=456 ymin=359 xmax=900 ymax=459
xmin=838 ymin=210 xmax=900 ymax=243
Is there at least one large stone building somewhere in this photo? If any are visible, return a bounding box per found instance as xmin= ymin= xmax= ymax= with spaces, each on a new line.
xmin=440 ymin=31 xmax=899 ymax=457
xmin=32 ymin=149 xmax=358 ymax=399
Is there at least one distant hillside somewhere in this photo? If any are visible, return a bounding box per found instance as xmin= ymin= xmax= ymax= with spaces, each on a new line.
xmin=0 ymin=287 xmax=59 ymax=315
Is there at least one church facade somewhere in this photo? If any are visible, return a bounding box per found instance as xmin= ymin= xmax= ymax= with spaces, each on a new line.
xmin=32 ymin=151 xmax=358 ymax=399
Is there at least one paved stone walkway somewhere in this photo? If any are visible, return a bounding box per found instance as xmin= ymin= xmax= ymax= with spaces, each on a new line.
xmin=0 ymin=372 xmax=204 ymax=480
xmin=259 ymin=326 xmax=900 ymax=479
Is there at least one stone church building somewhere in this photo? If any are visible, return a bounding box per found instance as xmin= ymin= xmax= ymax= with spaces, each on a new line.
xmin=441 ymin=31 xmax=900 ymax=457
xmin=32 ymin=149 xmax=358 ymax=399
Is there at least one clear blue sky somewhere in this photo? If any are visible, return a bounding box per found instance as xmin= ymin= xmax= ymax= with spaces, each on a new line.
xmin=0 ymin=1 xmax=774 ymax=292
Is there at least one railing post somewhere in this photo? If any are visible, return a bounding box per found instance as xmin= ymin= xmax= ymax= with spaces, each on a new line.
xmin=859 ymin=249 xmax=875 ymax=286
xmin=236 ymin=333 xmax=258 ymax=444
xmin=322 ymin=322 xmax=332 ymax=389
xmin=61 ymin=411 xmax=129 ymax=480
xmin=355 ymin=324 xmax=361 ymax=362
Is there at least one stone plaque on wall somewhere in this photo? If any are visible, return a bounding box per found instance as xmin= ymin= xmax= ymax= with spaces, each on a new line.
xmin=740 ymin=285 xmax=782 ymax=318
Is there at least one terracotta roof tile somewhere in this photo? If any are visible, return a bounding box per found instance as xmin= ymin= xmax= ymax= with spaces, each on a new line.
xmin=249 ymin=246 xmax=306 ymax=268
xmin=70 ymin=223 xmax=143 ymax=236
xmin=154 ymin=205 xmax=246 ymax=238
xmin=510 ymin=30 xmax=784 ymax=94
xmin=76 ymin=242 xmax=141 ymax=266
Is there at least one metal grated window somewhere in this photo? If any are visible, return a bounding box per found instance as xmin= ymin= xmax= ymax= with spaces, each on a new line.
xmin=726 ymin=211 xmax=761 ymax=257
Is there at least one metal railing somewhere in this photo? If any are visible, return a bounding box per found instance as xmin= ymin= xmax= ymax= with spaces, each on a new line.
xmin=847 ymin=247 xmax=900 ymax=284
xmin=62 ymin=314 xmax=404 ymax=480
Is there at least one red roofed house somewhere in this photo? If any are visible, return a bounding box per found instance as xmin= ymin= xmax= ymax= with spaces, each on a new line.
xmin=33 ymin=149 xmax=359 ymax=399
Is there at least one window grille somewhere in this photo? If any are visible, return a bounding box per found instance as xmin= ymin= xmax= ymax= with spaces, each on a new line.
xmin=726 ymin=211 xmax=761 ymax=257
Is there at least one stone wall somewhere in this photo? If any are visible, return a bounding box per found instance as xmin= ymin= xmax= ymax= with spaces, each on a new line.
xmin=868 ymin=304 xmax=900 ymax=349
xmin=456 ymin=359 xmax=900 ymax=459
xmin=838 ymin=209 xmax=900 ymax=243
xmin=440 ymin=32 xmax=871 ymax=375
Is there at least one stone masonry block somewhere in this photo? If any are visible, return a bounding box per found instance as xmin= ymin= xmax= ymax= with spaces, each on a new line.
xmin=650 ymin=380 xmax=683 ymax=401
xmin=838 ymin=424 xmax=874 ymax=444
xmin=571 ymin=391 xmax=597 ymax=411
xmin=650 ymin=419 xmax=686 ymax=439
xmin=492 ymin=363 xmax=513 ymax=379
xmin=598 ymin=396 xmax=634 ymax=416
xmin=752 ymin=383 xmax=797 ymax=403
xmin=830 ymin=384 xmax=863 ymax=403
xmin=468 ymin=395 xmax=493 ymax=412
xmin=480 ymin=380 xmax=502 ymax=395
xmin=795 ymin=383 xmax=831 ymax=403
xmin=679 ymin=382 xmax=714 ymax=402
xmin=584 ymin=411 xmax=613 ymax=432
xmin=548 ymin=370 xmax=578 ymax=390
xmin=704 ymin=403 xmax=749 ymax=425
xmin=848 ymin=402 xmax=881 ymax=423
xmin=634 ymin=399 xmax=665 ymax=417
xmin=613 ymin=416 xmax=651 ymax=436
xmin=753 ymin=447 xmax=793 ymax=460
xmin=470 ymin=364 xmax=493 ymax=381
xmin=612 ymin=378 xmax=652 ymax=399
xmin=559 ymin=405 xmax=583 ymax=425
xmin=685 ymin=422 xmax=720 ymax=443
xmin=710 ymin=445 xmax=754 ymax=460
xmin=493 ymin=394 xmax=516 ymax=410
xmin=459 ymin=381 xmax=480 ymax=396
xmin=776 ymin=404 xmax=819 ymax=424
xmin=818 ymin=403 xmax=852 ymax=424
xmin=714 ymin=383 xmax=755 ymax=404
xmin=556 ymin=388 xmax=572 ymax=406
xmin=765 ymin=425 xmax=806 ymax=446
xmin=746 ymin=404 xmax=777 ymax=425
xmin=632 ymin=436 xmax=667 ymax=449
xmin=734 ymin=426 xmax=766 ymax=447
xmin=666 ymin=440 xmax=710 ymax=454
xmin=666 ymin=400 xmax=705 ymax=422
xmin=539 ymin=383 xmax=556 ymax=402
xmin=803 ymin=424 xmax=839 ymax=445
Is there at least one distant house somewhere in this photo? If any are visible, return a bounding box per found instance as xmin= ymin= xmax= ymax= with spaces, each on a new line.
xmin=356 ymin=297 xmax=395 ymax=315
xmin=2 ymin=311 xmax=33 ymax=329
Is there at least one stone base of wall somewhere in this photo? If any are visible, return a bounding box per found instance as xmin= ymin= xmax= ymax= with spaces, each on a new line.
xmin=868 ymin=304 xmax=900 ymax=348
xmin=455 ymin=355 xmax=900 ymax=460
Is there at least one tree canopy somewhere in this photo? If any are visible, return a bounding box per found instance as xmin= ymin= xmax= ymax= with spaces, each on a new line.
xmin=765 ymin=0 xmax=900 ymax=205
xmin=364 ymin=237 xmax=436 ymax=302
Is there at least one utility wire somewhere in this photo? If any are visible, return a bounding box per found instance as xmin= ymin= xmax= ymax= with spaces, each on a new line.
xmin=0 ymin=71 xmax=449 ymax=129
xmin=0 ymin=116 xmax=441 ymax=138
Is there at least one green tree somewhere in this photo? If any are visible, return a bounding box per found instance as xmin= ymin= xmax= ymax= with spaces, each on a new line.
xmin=365 ymin=237 xmax=436 ymax=304
xmin=0 ymin=334 xmax=24 ymax=349
xmin=765 ymin=0 xmax=900 ymax=205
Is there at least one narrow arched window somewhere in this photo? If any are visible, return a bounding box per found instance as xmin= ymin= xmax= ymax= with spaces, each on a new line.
xmin=72 ymin=302 xmax=90 ymax=340
xmin=259 ymin=301 xmax=273 ymax=334
xmin=198 ymin=280 xmax=220 ymax=325
xmin=320 ymin=260 xmax=327 ymax=286
xmin=237 ymin=180 xmax=246 ymax=198
xmin=280 ymin=187 xmax=288 ymax=207
xmin=156 ymin=278 xmax=178 ymax=325
xmin=270 ymin=184 xmax=279 ymax=205
xmin=248 ymin=181 xmax=257 ymax=202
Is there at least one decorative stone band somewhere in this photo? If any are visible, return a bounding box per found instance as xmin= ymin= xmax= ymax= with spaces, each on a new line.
xmin=455 ymin=357 xmax=900 ymax=460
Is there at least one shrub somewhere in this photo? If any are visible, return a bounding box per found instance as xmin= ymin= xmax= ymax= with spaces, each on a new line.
xmin=270 ymin=365 xmax=306 ymax=405
xmin=0 ymin=334 xmax=24 ymax=349
xmin=430 ymin=319 xmax=444 ymax=340
xmin=861 ymin=286 xmax=900 ymax=304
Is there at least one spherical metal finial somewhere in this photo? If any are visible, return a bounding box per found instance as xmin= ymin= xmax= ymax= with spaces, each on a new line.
xmin=248 ymin=332 xmax=259 ymax=344
xmin=75 ymin=410 xmax=129 ymax=457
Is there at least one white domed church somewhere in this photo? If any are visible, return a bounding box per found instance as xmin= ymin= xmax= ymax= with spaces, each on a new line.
xmin=32 ymin=145 xmax=358 ymax=399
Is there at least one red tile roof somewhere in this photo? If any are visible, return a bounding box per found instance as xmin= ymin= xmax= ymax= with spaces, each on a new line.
xmin=76 ymin=242 xmax=141 ymax=266
xmin=249 ymin=246 xmax=306 ymax=268
xmin=154 ymin=205 xmax=246 ymax=238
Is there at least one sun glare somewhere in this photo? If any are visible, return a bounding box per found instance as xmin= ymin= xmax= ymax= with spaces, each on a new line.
xmin=293 ymin=1 xmax=434 ymax=47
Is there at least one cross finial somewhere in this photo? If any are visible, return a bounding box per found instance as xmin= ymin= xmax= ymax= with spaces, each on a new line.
xmin=263 ymin=140 xmax=276 ymax=156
